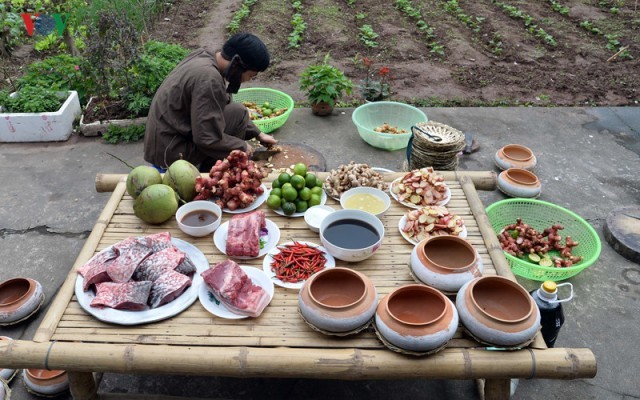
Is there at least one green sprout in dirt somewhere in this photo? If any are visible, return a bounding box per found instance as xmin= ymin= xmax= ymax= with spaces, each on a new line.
xmin=288 ymin=0 xmax=306 ymax=49
xmin=444 ymin=0 xmax=484 ymax=33
xmin=227 ymin=0 xmax=257 ymax=34
xmin=491 ymin=0 xmax=557 ymax=47
xmin=359 ymin=25 xmax=379 ymax=48
xmin=102 ymin=123 xmax=146 ymax=144
xmin=547 ymin=0 xmax=569 ymax=16
xmin=395 ymin=0 xmax=445 ymax=57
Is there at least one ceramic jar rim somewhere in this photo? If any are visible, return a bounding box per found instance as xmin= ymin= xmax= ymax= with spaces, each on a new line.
xmin=468 ymin=276 xmax=533 ymax=323
xmin=385 ymin=284 xmax=447 ymax=326
xmin=26 ymin=369 xmax=66 ymax=380
xmin=501 ymin=144 xmax=534 ymax=161
xmin=504 ymin=168 xmax=539 ymax=186
xmin=308 ymin=268 xmax=367 ymax=310
xmin=418 ymin=236 xmax=478 ymax=273
xmin=0 ymin=278 xmax=33 ymax=306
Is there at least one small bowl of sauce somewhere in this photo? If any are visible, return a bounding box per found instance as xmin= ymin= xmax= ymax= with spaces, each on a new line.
xmin=319 ymin=209 xmax=385 ymax=262
xmin=176 ymin=200 xmax=222 ymax=237
xmin=340 ymin=187 xmax=391 ymax=218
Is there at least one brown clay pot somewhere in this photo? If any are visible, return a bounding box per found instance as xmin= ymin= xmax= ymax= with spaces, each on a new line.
xmin=375 ymin=284 xmax=458 ymax=353
xmin=494 ymin=144 xmax=537 ymax=170
xmin=0 ymin=278 xmax=44 ymax=325
xmin=497 ymin=168 xmax=542 ymax=198
xmin=456 ymin=276 xmax=541 ymax=346
xmin=311 ymin=102 xmax=334 ymax=116
xmin=298 ymin=267 xmax=377 ymax=334
xmin=23 ymin=369 xmax=69 ymax=396
xmin=409 ymin=235 xmax=483 ymax=292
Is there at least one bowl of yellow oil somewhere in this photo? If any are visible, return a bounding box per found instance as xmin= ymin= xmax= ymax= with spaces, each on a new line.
xmin=340 ymin=187 xmax=391 ymax=218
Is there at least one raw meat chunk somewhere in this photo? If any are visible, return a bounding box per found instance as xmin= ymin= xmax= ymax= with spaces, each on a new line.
xmin=133 ymin=247 xmax=185 ymax=282
xmin=135 ymin=232 xmax=173 ymax=252
xmin=91 ymin=281 xmax=153 ymax=311
xmin=78 ymin=247 xmax=117 ymax=277
xmin=106 ymin=242 xmax=153 ymax=283
xmin=148 ymin=269 xmax=192 ymax=309
xmin=225 ymin=210 xmax=266 ymax=257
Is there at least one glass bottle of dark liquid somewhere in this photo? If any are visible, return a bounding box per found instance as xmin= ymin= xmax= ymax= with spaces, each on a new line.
xmin=530 ymin=281 xmax=573 ymax=348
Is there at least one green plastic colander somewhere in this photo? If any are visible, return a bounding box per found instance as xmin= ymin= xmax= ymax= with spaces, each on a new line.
xmin=233 ymin=88 xmax=294 ymax=133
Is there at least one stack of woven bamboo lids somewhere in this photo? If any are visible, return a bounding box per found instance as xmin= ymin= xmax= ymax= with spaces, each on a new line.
xmin=408 ymin=122 xmax=466 ymax=171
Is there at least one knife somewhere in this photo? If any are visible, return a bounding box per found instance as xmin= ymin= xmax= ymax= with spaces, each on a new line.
xmin=251 ymin=148 xmax=281 ymax=161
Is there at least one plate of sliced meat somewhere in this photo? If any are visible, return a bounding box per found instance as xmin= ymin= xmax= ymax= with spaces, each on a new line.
xmin=213 ymin=211 xmax=280 ymax=259
xmin=75 ymin=233 xmax=207 ymax=325
xmin=199 ymin=262 xmax=274 ymax=319
xmin=222 ymin=184 xmax=269 ymax=214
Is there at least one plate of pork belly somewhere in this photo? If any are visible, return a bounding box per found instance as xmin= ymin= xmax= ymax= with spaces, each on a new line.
xmin=199 ymin=261 xmax=274 ymax=319
xmin=213 ymin=210 xmax=280 ymax=259
xmin=75 ymin=232 xmax=207 ymax=325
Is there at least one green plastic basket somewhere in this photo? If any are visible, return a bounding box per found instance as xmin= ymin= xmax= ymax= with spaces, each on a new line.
xmin=233 ymin=88 xmax=294 ymax=133
xmin=485 ymin=198 xmax=601 ymax=281
xmin=352 ymin=101 xmax=428 ymax=151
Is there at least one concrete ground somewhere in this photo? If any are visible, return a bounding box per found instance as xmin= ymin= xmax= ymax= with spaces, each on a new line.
xmin=0 ymin=107 xmax=639 ymax=400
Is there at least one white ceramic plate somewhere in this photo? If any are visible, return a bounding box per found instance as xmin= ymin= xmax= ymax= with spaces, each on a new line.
xmin=223 ymin=184 xmax=268 ymax=214
xmin=398 ymin=215 xmax=467 ymax=245
xmin=270 ymin=189 xmax=327 ymax=218
xmin=74 ymin=238 xmax=207 ymax=326
xmin=389 ymin=177 xmax=451 ymax=208
xmin=262 ymin=241 xmax=336 ymax=290
xmin=199 ymin=266 xmax=274 ymax=319
xmin=213 ymin=218 xmax=280 ymax=259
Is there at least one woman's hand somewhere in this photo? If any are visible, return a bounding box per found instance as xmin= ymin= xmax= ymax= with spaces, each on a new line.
xmin=257 ymin=132 xmax=278 ymax=146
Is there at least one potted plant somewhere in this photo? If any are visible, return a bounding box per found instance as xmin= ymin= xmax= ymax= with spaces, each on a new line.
xmin=358 ymin=57 xmax=392 ymax=102
xmin=299 ymin=53 xmax=353 ymax=116
xmin=0 ymin=86 xmax=81 ymax=142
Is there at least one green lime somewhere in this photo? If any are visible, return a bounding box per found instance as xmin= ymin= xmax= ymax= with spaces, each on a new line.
xmin=278 ymin=173 xmax=291 ymax=185
xmin=290 ymin=175 xmax=306 ymax=191
xmin=293 ymin=163 xmax=307 ymax=177
xmin=270 ymin=188 xmax=282 ymax=198
xmin=295 ymin=199 xmax=308 ymax=213
xmin=282 ymin=184 xmax=298 ymax=202
xmin=262 ymin=101 xmax=271 ymax=109
xmin=527 ymin=253 xmax=541 ymax=263
xmin=271 ymin=179 xmax=281 ymax=189
xmin=304 ymin=173 xmax=317 ymax=188
xmin=266 ymin=195 xmax=281 ymax=210
xmin=281 ymin=201 xmax=296 ymax=216
xmin=262 ymin=108 xmax=273 ymax=117
xmin=539 ymin=258 xmax=553 ymax=267
xmin=310 ymin=186 xmax=323 ymax=197
xmin=309 ymin=194 xmax=322 ymax=207
xmin=315 ymin=179 xmax=323 ymax=188
xmin=299 ymin=187 xmax=311 ymax=201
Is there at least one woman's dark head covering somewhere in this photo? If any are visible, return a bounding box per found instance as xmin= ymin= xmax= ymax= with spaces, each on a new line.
xmin=221 ymin=33 xmax=270 ymax=93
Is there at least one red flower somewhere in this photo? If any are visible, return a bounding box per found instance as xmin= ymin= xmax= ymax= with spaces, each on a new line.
xmin=378 ymin=67 xmax=390 ymax=77
xmin=362 ymin=57 xmax=373 ymax=68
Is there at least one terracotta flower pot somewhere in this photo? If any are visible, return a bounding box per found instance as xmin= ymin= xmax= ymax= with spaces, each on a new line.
xmin=298 ymin=267 xmax=377 ymax=334
xmin=456 ymin=276 xmax=541 ymax=347
xmin=409 ymin=236 xmax=483 ymax=293
xmin=311 ymin=102 xmax=333 ymax=116
xmin=375 ymin=284 xmax=458 ymax=353
xmin=0 ymin=278 xmax=44 ymax=325
xmin=497 ymin=168 xmax=542 ymax=198
xmin=0 ymin=336 xmax=18 ymax=383
xmin=22 ymin=369 xmax=69 ymax=396
xmin=494 ymin=144 xmax=537 ymax=171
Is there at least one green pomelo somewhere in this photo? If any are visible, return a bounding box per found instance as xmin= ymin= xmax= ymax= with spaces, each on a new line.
xmin=133 ymin=184 xmax=179 ymax=224
xmin=162 ymin=160 xmax=200 ymax=202
xmin=126 ymin=166 xmax=162 ymax=199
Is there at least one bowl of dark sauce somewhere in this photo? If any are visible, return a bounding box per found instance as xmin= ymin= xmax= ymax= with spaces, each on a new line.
xmin=319 ymin=209 xmax=385 ymax=262
xmin=176 ymin=200 xmax=222 ymax=237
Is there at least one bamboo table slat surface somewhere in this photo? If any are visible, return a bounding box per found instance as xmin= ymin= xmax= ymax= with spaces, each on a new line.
xmin=0 ymin=171 xmax=596 ymax=400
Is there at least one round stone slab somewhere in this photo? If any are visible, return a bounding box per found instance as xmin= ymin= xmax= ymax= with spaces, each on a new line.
xmin=603 ymin=206 xmax=640 ymax=263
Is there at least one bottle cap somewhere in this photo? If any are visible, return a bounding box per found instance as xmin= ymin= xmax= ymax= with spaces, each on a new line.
xmin=542 ymin=281 xmax=557 ymax=293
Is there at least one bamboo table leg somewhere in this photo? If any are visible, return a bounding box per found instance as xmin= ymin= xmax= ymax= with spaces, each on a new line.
xmin=68 ymin=372 xmax=98 ymax=400
xmin=482 ymin=378 xmax=511 ymax=400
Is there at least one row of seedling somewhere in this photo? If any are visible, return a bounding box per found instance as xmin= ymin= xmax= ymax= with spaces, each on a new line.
xmin=442 ymin=0 xmax=504 ymax=56
xmin=288 ymin=0 xmax=306 ymax=48
xmin=547 ymin=0 xmax=569 ymax=16
xmin=227 ymin=0 xmax=258 ymax=34
xmin=354 ymin=12 xmax=379 ymax=48
xmin=394 ymin=0 xmax=445 ymax=57
xmin=491 ymin=0 xmax=557 ymax=47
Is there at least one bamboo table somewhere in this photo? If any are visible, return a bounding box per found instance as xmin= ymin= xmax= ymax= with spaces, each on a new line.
xmin=0 ymin=171 xmax=596 ymax=400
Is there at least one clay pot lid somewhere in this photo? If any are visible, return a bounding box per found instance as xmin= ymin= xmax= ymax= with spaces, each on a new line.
xmin=501 ymin=144 xmax=534 ymax=161
xmin=504 ymin=168 xmax=539 ymax=186
xmin=0 ymin=278 xmax=34 ymax=306
xmin=420 ymin=236 xmax=477 ymax=271
xmin=469 ymin=276 xmax=533 ymax=323
xmin=386 ymin=285 xmax=447 ymax=326
xmin=26 ymin=369 xmax=66 ymax=380
xmin=308 ymin=268 xmax=367 ymax=309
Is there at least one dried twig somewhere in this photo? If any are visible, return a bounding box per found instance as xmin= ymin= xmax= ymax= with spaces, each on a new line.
xmin=607 ymin=46 xmax=629 ymax=62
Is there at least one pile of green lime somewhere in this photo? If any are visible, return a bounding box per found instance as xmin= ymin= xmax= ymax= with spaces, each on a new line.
xmin=267 ymin=163 xmax=324 ymax=216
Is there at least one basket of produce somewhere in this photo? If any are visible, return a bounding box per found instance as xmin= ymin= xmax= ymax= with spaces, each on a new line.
xmin=486 ymin=199 xmax=601 ymax=281
xmin=352 ymin=101 xmax=428 ymax=151
xmin=233 ymin=88 xmax=294 ymax=133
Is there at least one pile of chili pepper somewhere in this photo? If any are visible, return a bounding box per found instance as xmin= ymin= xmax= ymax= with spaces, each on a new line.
xmin=270 ymin=241 xmax=327 ymax=283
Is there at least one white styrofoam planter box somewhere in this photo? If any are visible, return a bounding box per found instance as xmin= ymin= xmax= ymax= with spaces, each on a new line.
xmin=0 ymin=90 xmax=81 ymax=142
xmin=79 ymin=96 xmax=147 ymax=137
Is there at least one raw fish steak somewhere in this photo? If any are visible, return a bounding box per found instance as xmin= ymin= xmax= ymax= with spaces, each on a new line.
xmin=106 ymin=242 xmax=153 ymax=283
xmin=78 ymin=247 xmax=117 ymax=277
xmin=148 ymin=268 xmax=192 ymax=309
xmin=91 ymin=281 xmax=153 ymax=311
xmin=133 ymin=247 xmax=185 ymax=282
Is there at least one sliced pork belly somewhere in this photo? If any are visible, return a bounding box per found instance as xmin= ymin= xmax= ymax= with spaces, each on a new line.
xmin=225 ymin=210 xmax=266 ymax=257
xmin=91 ymin=281 xmax=153 ymax=311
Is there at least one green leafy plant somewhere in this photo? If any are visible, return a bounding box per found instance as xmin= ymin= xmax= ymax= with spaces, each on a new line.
xmin=395 ymin=0 xmax=445 ymax=57
xmin=17 ymin=54 xmax=88 ymax=101
xmin=101 ymin=123 xmax=146 ymax=144
xmin=299 ymin=53 xmax=353 ymax=107
xmin=359 ymin=25 xmax=379 ymax=48
xmin=288 ymin=1 xmax=306 ymax=49
xmin=0 ymin=86 xmax=65 ymax=113
xmin=227 ymin=0 xmax=257 ymax=33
